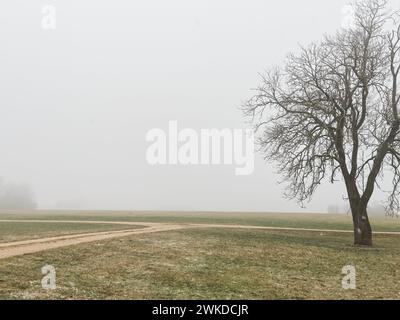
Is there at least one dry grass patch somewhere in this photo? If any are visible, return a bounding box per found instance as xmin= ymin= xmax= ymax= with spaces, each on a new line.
xmin=0 ymin=227 xmax=399 ymax=299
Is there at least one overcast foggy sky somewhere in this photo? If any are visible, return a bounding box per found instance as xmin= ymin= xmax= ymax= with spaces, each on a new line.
xmin=2 ymin=0 xmax=400 ymax=212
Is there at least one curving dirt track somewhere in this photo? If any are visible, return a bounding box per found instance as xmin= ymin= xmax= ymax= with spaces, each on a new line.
xmin=0 ymin=222 xmax=185 ymax=260
xmin=1 ymin=219 xmax=400 ymax=260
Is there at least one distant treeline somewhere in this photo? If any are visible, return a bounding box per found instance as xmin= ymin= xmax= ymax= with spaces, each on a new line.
xmin=0 ymin=179 xmax=36 ymax=210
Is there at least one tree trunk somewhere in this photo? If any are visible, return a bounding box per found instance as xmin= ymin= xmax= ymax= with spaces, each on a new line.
xmin=351 ymin=205 xmax=373 ymax=247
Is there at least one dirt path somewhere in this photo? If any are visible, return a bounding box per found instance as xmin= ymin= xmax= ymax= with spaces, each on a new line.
xmin=190 ymin=223 xmax=400 ymax=235
xmin=1 ymin=219 xmax=400 ymax=260
xmin=0 ymin=223 xmax=185 ymax=260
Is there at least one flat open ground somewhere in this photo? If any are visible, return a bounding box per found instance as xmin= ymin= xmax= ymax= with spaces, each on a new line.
xmin=0 ymin=210 xmax=400 ymax=300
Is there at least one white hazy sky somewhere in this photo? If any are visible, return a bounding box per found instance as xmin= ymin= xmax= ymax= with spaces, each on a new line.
xmin=1 ymin=0 xmax=399 ymax=212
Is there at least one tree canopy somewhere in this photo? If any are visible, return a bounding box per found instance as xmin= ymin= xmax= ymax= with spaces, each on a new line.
xmin=243 ymin=0 xmax=400 ymax=246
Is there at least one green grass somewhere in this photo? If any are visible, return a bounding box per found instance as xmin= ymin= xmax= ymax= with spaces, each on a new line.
xmin=0 ymin=227 xmax=399 ymax=299
xmin=1 ymin=210 xmax=400 ymax=300
xmin=0 ymin=221 xmax=141 ymax=243
xmin=1 ymin=210 xmax=400 ymax=232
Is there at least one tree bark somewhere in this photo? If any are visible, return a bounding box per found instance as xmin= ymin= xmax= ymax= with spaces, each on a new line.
xmin=351 ymin=203 xmax=373 ymax=246
xmin=345 ymin=180 xmax=373 ymax=246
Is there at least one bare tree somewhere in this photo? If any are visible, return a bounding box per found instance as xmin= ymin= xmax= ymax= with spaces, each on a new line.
xmin=243 ymin=0 xmax=400 ymax=246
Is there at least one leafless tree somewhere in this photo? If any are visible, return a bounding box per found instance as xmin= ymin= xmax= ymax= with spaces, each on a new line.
xmin=243 ymin=0 xmax=400 ymax=246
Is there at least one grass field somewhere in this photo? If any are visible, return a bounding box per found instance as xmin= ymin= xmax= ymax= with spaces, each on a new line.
xmin=0 ymin=221 xmax=142 ymax=243
xmin=2 ymin=210 xmax=400 ymax=231
xmin=0 ymin=210 xmax=400 ymax=300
